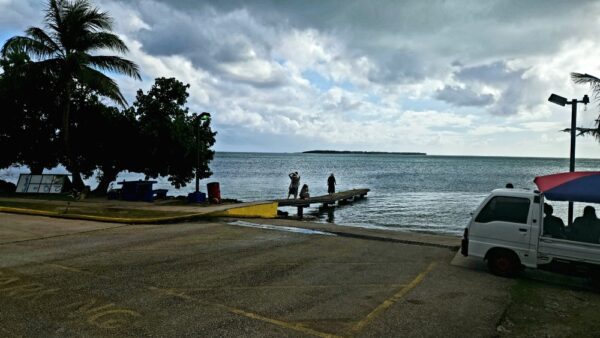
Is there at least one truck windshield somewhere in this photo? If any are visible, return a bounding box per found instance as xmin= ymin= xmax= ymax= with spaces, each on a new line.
xmin=475 ymin=196 xmax=530 ymax=224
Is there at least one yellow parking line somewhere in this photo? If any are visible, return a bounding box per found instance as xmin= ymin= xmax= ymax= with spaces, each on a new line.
xmin=46 ymin=263 xmax=86 ymax=273
xmin=148 ymin=287 xmax=341 ymax=338
xmin=347 ymin=262 xmax=437 ymax=335
xmin=228 ymin=308 xmax=341 ymax=338
xmin=174 ymin=283 xmax=406 ymax=291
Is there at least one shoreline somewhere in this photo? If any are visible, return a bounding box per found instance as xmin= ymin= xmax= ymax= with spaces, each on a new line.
xmin=0 ymin=195 xmax=461 ymax=244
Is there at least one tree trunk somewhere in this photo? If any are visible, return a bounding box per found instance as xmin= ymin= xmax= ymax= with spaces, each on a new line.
xmin=29 ymin=164 xmax=44 ymax=175
xmin=92 ymin=167 xmax=119 ymax=195
xmin=71 ymin=172 xmax=84 ymax=191
xmin=62 ymin=85 xmax=70 ymax=166
xmin=62 ymin=83 xmax=84 ymax=191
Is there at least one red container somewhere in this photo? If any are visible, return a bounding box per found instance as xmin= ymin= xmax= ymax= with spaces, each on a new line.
xmin=207 ymin=182 xmax=221 ymax=203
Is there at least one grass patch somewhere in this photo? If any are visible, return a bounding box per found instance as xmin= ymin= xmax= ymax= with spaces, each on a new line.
xmin=0 ymin=192 xmax=75 ymax=201
xmin=0 ymin=200 xmax=192 ymax=219
xmin=499 ymin=275 xmax=600 ymax=337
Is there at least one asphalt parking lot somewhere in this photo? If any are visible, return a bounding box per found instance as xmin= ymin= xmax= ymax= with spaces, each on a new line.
xmin=0 ymin=213 xmax=512 ymax=337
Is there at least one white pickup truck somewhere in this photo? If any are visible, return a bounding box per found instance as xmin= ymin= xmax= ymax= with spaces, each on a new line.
xmin=461 ymin=187 xmax=600 ymax=278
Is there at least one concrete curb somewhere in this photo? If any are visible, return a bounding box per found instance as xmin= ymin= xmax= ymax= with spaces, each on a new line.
xmin=0 ymin=202 xmax=279 ymax=225
xmin=0 ymin=206 xmax=203 ymax=224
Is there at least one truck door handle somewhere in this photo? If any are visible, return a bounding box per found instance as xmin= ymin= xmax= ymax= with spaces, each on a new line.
xmin=519 ymin=228 xmax=528 ymax=232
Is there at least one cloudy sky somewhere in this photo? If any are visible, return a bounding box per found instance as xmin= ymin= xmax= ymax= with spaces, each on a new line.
xmin=3 ymin=0 xmax=600 ymax=157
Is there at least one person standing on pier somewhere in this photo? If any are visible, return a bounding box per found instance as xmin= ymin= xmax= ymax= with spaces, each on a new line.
xmin=288 ymin=171 xmax=301 ymax=199
xmin=328 ymin=173 xmax=336 ymax=195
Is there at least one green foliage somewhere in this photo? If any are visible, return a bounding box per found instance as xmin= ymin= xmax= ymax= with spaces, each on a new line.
xmin=0 ymin=2 xmax=215 ymax=193
xmin=70 ymin=87 xmax=140 ymax=177
xmin=1 ymin=0 xmax=141 ymax=105
xmin=1 ymin=0 xmax=140 ymax=188
xmin=571 ymin=72 xmax=600 ymax=141
xmin=0 ymin=48 xmax=61 ymax=172
xmin=132 ymin=77 xmax=217 ymax=189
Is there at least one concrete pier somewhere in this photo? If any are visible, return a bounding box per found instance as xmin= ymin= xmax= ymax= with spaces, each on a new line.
xmin=275 ymin=188 xmax=369 ymax=218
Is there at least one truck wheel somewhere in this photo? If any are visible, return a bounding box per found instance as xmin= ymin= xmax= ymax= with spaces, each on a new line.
xmin=487 ymin=250 xmax=520 ymax=277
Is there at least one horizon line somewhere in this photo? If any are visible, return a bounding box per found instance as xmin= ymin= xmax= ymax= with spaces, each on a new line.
xmin=212 ymin=151 xmax=600 ymax=160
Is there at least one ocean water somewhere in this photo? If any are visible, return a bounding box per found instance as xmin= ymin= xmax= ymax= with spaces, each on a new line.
xmin=3 ymin=153 xmax=600 ymax=236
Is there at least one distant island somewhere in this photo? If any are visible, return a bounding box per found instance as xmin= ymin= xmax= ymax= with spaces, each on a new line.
xmin=303 ymin=150 xmax=427 ymax=155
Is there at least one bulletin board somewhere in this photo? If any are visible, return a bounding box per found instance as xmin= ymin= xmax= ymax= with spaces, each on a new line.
xmin=15 ymin=174 xmax=71 ymax=194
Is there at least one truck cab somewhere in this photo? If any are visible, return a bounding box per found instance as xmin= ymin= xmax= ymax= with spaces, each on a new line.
xmin=462 ymin=186 xmax=600 ymax=277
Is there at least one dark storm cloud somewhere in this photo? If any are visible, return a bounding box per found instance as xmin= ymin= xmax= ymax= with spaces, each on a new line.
xmin=128 ymin=1 xmax=286 ymax=87
xmin=364 ymin=48 xmax=428 ymax=84
xmin=3 ymin=0 xmax=600 ymax=155
xmin=456 ymin=61 xmax=525 ymax=84
xmin=116 ymin=0 xmax=600 ymax=89
xmin=447 ymin=61 xmax=537 ymax=115
xmin=5 ymin=0 xmax=600 ymax=86
xmin=435 ymin=86 xmax=494 ymax=107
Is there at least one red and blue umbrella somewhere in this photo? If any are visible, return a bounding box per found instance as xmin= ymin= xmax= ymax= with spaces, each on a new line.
xmin=534 ymin=172 xmax=600 ymax=203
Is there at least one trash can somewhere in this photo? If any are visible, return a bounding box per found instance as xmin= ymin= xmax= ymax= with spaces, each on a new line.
xmin=136 ymin=183 xmax=154 ymax=202
xmin=187 ymin=191 xmax=206 ymax=203
xmin=207 ymin=182 xmax=221 ymax=203
xmin=119 ymin=180 xmax=157 ymax=202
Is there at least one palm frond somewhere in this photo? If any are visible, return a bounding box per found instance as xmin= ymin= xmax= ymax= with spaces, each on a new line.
xmin=78 ymin=66 xmax=127 ymax=106
xmin=25 ymin=27 xmax=61 ymax=54
xmin=83 ymin=32 xmax=128 ymax=54
xmin=81 ymin=8 xmax=112 ymax=32
xmin=66 ymin=0 xmax=112 ymax=32
xmin=29 ymin=58 xmax=63 ymax=74
xmin=45 ymin=0 xmax=64 ymax=32
xmin=571 ymin=72 xmax=600 ymax=84
xmin=571 ymin=72 xmax=600 ymax=101
xmin=87 ymin=55 xmax=141 ymax=80
xmin=1 ymin=35 xmax=58 ymax=60
xmin=563 ymin=127 xmax=600 ymax=141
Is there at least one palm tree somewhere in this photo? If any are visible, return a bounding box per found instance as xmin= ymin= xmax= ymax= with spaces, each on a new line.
xmin=1 ymin=0 xmax=141 ymax=188
xmin=571 ymin=73 xmax=600 ymax=140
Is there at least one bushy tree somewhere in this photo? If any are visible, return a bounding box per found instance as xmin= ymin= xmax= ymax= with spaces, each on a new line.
xmin=1 ymin=0 xmax=140 ymax=188
xmin=71 ymin=77 xmax=217 ymax=195
xmin=69 ymin=90 xmax=141 ymax=194
xmin=133 ymin=77 xmax=217 ymax=189
xmin=0 ymin=47 xmax=61 ymax=173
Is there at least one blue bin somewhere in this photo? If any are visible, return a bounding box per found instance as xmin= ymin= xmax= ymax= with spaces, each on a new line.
xmin=118 ymin=180 xmax=157 ymax=202
xmin=187 ymin=191 xmax=206 ymax=203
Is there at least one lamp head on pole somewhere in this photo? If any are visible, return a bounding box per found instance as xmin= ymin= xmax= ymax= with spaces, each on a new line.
xmin=548 ymin=93 xmax=568 ymax=106
xmin=582 ymin=94 xmax=590 ymax=105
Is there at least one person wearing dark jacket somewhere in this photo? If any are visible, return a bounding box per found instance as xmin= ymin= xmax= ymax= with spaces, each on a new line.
xmin=328 ymin=173 xmax=336 ymax=195
xmin=572 ymin=206 xmax=600 ymax=243
xmin=543 ymin=203 xmax=565 ymax=238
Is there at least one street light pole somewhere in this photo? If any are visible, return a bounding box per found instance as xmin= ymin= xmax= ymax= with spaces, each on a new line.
xmin=548 ymin=93 xmax=589 ymax=226
xmin=195 ymin=112 xmax=211 ymax=194
xmin=567 ymin=99 xmax=577 ymax=226
xmin=196 ymin=120 xmax=200 ymax=193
